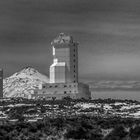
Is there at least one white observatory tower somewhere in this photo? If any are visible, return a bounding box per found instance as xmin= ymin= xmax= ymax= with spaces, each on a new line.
xmin=50 ymin=33 xmax=78 ymax=83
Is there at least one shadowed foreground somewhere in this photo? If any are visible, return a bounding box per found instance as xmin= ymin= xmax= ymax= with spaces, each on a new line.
xmin=0 ymin=98 xmax=140 ymax=139
xmin=1 ymin=115 xmax=140 ymax=140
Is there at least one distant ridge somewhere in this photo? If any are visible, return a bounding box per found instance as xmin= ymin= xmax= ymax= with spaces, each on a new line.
xmin=3 ymin=67 xmax=49 ymax=98
xmin=89 ymin=80 xmax=140 ymax=91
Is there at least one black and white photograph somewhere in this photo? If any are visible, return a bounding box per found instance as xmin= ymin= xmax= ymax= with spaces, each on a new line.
xmin=1 ymin=0 xmax=140 ymax=139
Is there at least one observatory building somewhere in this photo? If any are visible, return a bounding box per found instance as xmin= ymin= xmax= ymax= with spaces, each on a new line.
xmin=33 ymin=33 xmax=91 ymax=99
xmin=50 ymin=33 xmax=78 ymax=84
xmin=0 ymin=69 xmax=3 ymax=98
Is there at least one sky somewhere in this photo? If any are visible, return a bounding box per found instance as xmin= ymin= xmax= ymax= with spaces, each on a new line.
xmin=1 ymin=0 xmax=140 ymax=80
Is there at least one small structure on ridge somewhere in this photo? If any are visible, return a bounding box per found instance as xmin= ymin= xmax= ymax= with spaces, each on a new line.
xmin=0 ymin=69 xmax=3 ymax=98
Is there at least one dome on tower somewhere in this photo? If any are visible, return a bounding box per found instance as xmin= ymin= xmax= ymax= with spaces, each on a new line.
xmin=51 ymin=33 xmax=74 ymax=45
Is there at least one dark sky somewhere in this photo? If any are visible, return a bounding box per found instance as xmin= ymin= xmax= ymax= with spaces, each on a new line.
xmin=1 ymin=0 xmax=140 ymax=80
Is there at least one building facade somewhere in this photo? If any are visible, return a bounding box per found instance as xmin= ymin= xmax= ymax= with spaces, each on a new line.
xmin=34 ymin=33 xmax=91 ymax=100
xmin=50 ymin=33 xmax=78 ymax=83
xmin=0 ymin=69 xmax=3 ymax=98
xmin=33 ymin=82 xmax=90 ymax=100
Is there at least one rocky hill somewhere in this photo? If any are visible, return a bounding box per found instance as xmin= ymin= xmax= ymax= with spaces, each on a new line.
xmin=3 ymin=67 xmax=49 ymax=98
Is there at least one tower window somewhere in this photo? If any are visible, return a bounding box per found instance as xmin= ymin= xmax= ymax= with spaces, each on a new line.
xmin=64 ymin=91 xmax=67 ymax=94
xmin=73 ymin=54 xmax=75 ymax=57
xmin=73 ymin=59 xmax=76 ymax=62
xmin=74 ymin=65 xmax=75 ymax=68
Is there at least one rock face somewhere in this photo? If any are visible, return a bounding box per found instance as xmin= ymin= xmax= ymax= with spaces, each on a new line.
xmin=3 ymin=67 xmax=49 ymax=98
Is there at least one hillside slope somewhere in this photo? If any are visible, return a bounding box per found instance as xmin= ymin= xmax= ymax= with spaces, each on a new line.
xmin=3 ymin=67 xmax=49 ymax=98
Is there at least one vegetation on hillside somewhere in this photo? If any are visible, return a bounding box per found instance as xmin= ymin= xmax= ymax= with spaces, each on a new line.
xmin=0 ymin=115 xmax=140 ymax=140
xmin=0 ymin=98 xmax=140 ymax=139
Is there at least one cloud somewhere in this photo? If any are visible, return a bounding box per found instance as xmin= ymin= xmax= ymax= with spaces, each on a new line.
xmin=1 ymin=0 xmax=140 ymax=80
